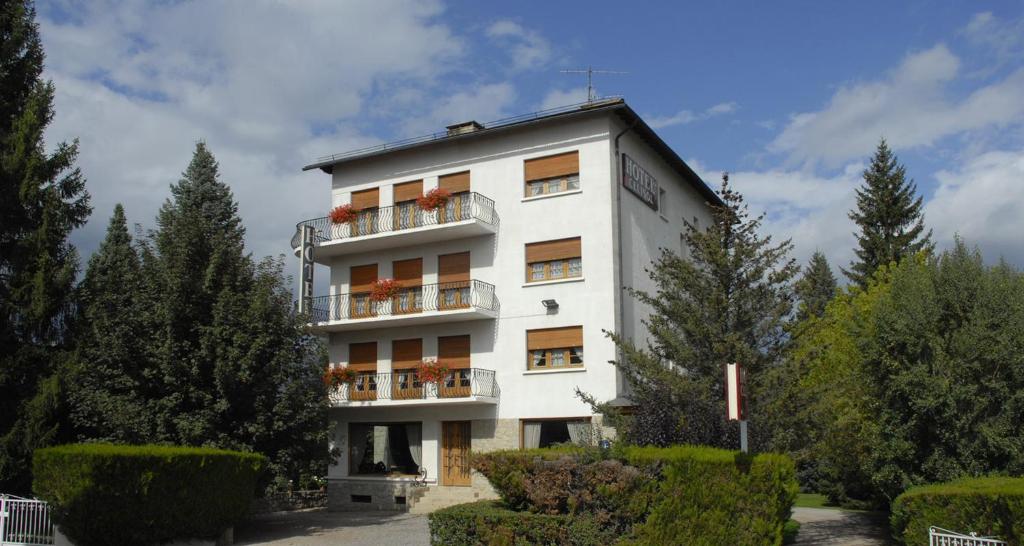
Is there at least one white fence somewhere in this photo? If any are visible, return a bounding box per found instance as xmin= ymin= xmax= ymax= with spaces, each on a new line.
xmin=0 ymin=495 xmax=53 ymax=546
xmin=930 ymin=526 xmax=1007 ymax=546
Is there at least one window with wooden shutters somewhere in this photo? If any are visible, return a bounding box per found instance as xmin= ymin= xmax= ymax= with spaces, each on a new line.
xmin=350 ymin=188 xmax=380 ymax=235
xmin=392 ymin=258 xmax=423 ymax=314
xmin=438 ymin=335 xmax=471 ymax=398
xmin=350 ymin=264 xmax=377 ymax=318
xmin=392 ymin=339 xmax=422 ymax=399
xmin=393 ymin=180 xmax=423 ymax=229
xmin=525 ymin=237 xmax=582 ymax=282
xmin=438 ymin=172 xmax=471 ymax=222
xmin=524 ymin=151 xmax=580 ymax=197
xmin=348 ymin=342 xmax=378 ymax=400
xmin=526 ymin=326 xmax=583 ymax=370
xmin=438 ymin=252 xmax=470 ymax=308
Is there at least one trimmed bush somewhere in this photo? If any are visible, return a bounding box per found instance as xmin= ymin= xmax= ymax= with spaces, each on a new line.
xmin=33 ymin=444 xmax=267 ymax=546
xmin=472 ymin=446 xmax=602 ymax=511
xmin=621 ymin=446 xmax=798 ymax=546
xmin=891 ymin=477 xmax=1024 ymax=546
xmin=429 ymin=500 xmax=616 ymax=546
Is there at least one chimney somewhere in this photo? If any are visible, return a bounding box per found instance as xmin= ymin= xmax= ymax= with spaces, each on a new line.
xmin=446 ymin=120 xmax=484 ymax=136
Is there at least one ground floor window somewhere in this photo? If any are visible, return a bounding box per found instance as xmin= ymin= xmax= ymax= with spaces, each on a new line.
xmin=521 ymin=418 xmax=591 ymax=448
xmin=348 ymin=422 xmax=422 ymax=476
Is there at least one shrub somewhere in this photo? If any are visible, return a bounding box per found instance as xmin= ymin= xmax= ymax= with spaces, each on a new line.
xmin=621 ymin=445 xmax=798 ymax=546
xmin=33 ymin=443 xmax=267 ymax=546
xmin=428 ymin=500 xmax=616 ymax=546
xmin=890 ymin=476 xmax=1024 ymax=546
xmin=472 ymin=446 xmax=606 ymax=511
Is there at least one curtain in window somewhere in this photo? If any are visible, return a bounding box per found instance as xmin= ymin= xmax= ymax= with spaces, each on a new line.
xmin=349 ymin=424 xmax=369 ymax=473
xmin=373 ymin=426 xmax=390 ymax=468
xmin=567 ymin=421 xmax=591 ymax=445
xmin=406 ymin=424 xmax=422 ymax=471
xmin=523 ymin=422 xmax=542 ymax=449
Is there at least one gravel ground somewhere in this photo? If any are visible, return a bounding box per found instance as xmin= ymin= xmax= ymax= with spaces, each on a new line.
xmin=792 ymin=507 xmax=892 ymax=545
xmin=234 ymin=509 xmax=430 ymax=546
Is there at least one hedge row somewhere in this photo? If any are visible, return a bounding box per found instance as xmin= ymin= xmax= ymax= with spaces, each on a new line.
xmin=428 ymin=500 xmax=618 ymax=546
xmin=891 ymin=476 xmax=1024 ymax=546
xmin=33 ymin=444 xmax=267 ymax=546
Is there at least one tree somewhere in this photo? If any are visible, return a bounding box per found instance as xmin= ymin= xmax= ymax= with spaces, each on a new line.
xmin=844 ymin=139 xmax=932 ymax=287
xmin=581 ymin=174 xmax=798 ymax=447
xmin=794 ymin=251 xmax=837 ymax=322
xmin=67 ymin=205 xmax=154 ymax=443
xmin=0 ymin=0 xmax=91 ymax=494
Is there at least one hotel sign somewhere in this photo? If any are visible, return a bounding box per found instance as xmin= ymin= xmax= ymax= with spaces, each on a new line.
xmin=298 ymin=225 xmax=315 ymax=314
xmin=622 ymin=154 xmax=659 ymax=210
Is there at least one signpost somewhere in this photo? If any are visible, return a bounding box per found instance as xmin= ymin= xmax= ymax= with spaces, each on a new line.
xmin=621 ymin=153 xmax=659 ymax=210
xmin=725 ymin=362 xmax=748 ymax=453
xmin=298 ymin=225 xmax=314 ymax=314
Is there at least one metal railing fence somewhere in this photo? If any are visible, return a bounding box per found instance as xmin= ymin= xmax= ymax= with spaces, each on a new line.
xmin=309 ymin=280 xmax=497 ymax=323
xmin=328 ymin=368 xmax=498 ymax=404
xmin=0 ymin=494 xmax=53 ymax=546
xmin=930 ymin=526 xmax=1008 ymax=546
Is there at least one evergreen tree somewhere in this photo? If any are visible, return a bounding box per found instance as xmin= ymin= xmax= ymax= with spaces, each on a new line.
xmin=0 ymin=0 xmax=91 ymax=493
xmin=581 ymin=174 xmax=798 ymax=447
xmin=795 ymin=251 xmax=837 ymax=322
xmin=844 ymin=139 xmax=932 ymax=287
xmin=67 ymin=205 xmax=153 ymax=443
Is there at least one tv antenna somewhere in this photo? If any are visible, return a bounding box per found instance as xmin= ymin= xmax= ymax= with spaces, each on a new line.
xmin=560 ymin=66 xmax=628 ymax=102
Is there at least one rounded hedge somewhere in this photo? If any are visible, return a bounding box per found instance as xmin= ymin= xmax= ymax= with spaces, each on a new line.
xmin=429 ymin=500 xmax=615 ymax=546
xmin=891 ymin=476 xmax=1024 ymax=546
xmin=33 ymin=444 xmax=267 ymax=546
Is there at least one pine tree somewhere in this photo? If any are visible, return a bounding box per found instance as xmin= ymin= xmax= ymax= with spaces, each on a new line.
xmin=0 ymin=0 xmax=91 ymax=493
xmin=580 ymin=174 xmax=798 ymax=447
xmin=795 ymin=251 xmax=837 ymax=322
xmin=67 ymin=205 xmax=154 ymax=443
xmin=844 ymin=139 xmax=932 ymax=287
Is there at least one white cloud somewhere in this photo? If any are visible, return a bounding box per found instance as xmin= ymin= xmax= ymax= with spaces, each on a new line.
xmin=400 ymin=83 xmax=517 ymax=135
xmin=485 ymin=20 xmax=551 ymax=71
xmin=963 ymin=11 xmax=1024 ymax=65
xmin=769 ymin=44 xmax=1024 ymax=167
xmin=647 ymin=102 xmax=738 ymax=129
xmin=539 ymin=87 xmax=589 ymax=110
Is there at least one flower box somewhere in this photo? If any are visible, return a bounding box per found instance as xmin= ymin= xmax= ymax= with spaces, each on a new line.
xmin=329 ymin=204 xmax=358 ymax=224
xmin=370 ymin=279 xmax=401 ymax=302
xmin=416 ymin=188 xmax=451 ymax=212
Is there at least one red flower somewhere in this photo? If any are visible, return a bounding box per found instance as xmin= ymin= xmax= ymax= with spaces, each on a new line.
xmin=329 ymin=204 xmax=358 ymax=224
xmin=416 ymin=188 xmax=451 ymax=212
xmin=323 ymin=366 xmax=357 ymax=387
xmin=369 ymin=279 xmax=401 ymax=302
xmin=416 ymin=358 xmax=450 ymax=384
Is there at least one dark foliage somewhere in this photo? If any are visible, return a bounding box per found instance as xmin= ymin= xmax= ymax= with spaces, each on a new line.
xmin=891 ymin=476 xmax=1024 ymax=546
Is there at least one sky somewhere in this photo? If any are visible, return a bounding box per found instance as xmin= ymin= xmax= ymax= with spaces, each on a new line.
xmin=37 ymin=0 xmax=1024 ymax=280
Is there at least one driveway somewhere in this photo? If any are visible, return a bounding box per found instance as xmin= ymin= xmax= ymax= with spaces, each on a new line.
xmin=792 ymin=507 xmax=891 ymax=545
xmin=235 ymin=509 xmax=430 ymax=546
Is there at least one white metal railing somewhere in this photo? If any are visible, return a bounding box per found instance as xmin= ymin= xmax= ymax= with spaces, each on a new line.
xmin=0 ymin=495 xmax=54 ymax=546
xmin=930 ymin=526 xmax=1007 ymax=546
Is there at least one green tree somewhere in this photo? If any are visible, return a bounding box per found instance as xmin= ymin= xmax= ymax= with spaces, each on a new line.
xmin=794 ymin=251 xmax=836 ymax=322
xmin=844 ymin=139 xmax=932 ymax=287
xmin=581 ymin=174 xmax=798 ymax=447
xmin=0 ymin=0 xmax=91 ymax=493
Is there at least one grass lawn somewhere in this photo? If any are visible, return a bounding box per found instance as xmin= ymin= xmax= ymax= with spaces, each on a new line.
xmin=795 ymin=493 xmax=835 ymax=509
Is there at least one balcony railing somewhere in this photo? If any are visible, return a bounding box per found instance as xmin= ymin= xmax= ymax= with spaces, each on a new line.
xmin=309 ymin=280 xmax=497 ymax=324
xmin=328 ymin=368 xmax=499 ymax=404
xmin=291 ymin=192 xmax=497 ymax=248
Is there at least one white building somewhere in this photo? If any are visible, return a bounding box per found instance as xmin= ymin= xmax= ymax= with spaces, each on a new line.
xmin=293 ymin=98 xmax=720 ymax=512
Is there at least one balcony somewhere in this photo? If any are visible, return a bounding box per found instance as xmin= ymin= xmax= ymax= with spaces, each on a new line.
xmin=328 ymin=368 xmax=499 ymax=407
xmin=308 ymin=279 xmax=498 ymax=331
xmin=291 ymin=192 xmax=497 ymax=261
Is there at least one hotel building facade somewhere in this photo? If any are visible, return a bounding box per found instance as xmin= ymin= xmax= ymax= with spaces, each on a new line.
xmin=293 ymin=98 xmax=720 ymax=512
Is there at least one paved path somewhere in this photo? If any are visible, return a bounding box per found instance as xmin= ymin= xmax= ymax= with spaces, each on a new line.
xmin=235 ymin=509 xmax=430 ymax=546
xmin=792 ymin=507 xmax=891 ymax=545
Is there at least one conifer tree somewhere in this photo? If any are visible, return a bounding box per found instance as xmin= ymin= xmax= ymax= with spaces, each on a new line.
xmin=795 ymin=251 xmax=837 ymax=322
xmin=844 ymin=139 xmax=932 ymax=287
xmin=0 ymin=0 xmax=91 ymax=493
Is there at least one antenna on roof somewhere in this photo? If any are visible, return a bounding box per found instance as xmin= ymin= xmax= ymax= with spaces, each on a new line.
xmin=560 ymin=66 xmax=628 ymax=102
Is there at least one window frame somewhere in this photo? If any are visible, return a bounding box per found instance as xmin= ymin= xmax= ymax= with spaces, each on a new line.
xmin=526 ymin=257 xmax=582 ymax=282
xmin=525 ymin=173 xmax=581 ymax=198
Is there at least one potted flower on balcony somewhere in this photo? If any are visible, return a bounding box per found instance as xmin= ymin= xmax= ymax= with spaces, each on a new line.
xmin=416 ymin=358 xmax=450 ymax=384
xmin=329 ymin=204 xmax=358 ymax=224
xmin=370 ymin=278 xmax=401 ymax=303
xmin=322 ymin=366 xmax=358 ymax=388
xmin=416 ymin=187 xmax=451 ymax=212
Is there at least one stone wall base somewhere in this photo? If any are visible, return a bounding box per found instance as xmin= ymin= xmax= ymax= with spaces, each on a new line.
xmin=327 ymin=480 xmax=415 ymax=512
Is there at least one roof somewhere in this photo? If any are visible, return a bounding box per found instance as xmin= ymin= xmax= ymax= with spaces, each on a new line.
xmin=303 ymin=98 xmax=723 ymax=206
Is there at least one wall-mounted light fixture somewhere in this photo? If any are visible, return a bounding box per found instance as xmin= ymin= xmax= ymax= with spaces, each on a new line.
xmin=542 ymin=299 xmax=559 ymax=310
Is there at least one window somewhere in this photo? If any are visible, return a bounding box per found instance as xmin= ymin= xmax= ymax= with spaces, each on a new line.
xmin=524 ymin=151 xmax=579 ymax=197
xmin=525 ymin=237 xmax=582 ymax=283
xmin=659 ymin=188 xmax=668 ymax=216
xmin=348 ymin=423 xmax=423 ymax=476
xmin=526 ymin=326 xmax=583 ymax=370
xmin=521 ymin=419 xmax=592 ymax=448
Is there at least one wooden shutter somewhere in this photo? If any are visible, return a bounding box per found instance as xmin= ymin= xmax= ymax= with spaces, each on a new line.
xmin=348 ymin=342 xmax=377 ymax=371
xmin=392 ymin=339 xmax=422 ymax=369
xmin=527 ymin=326 xmax=583 ymax=350
xmin=438 ymin=171 xmax=470 ymax=194
xmin=350 ymin=264 xmax=378 ymax=293
xmin=438 ymin=252 xmax=470 ymax=283
xmin=438 ymin=335 xmax=470 ymax=369
xmin=351 ymin=188 xmax=379 ymax=210
xmin=525 ymin=237 xmax=581 ymax=263
xmin=393 ymin=258 xmax=422 ymax=288
xmin=524 ymin=151 xmax=579 ymax=182
xmin=393 ymin=180 xmax=423 ymax=203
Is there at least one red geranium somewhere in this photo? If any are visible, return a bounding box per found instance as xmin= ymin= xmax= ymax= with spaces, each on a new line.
xmin=417 ymin=358 xmax=450 ymax=384
xmin=323 ymin=366 xmax=357 ymax=387
xmin=329 ymin=204 xmax=358 ymax=224
xmin=416 ymin=188 xmax=451 ymax=212
xmin=370 ymin=278 xmax=401 ymax=302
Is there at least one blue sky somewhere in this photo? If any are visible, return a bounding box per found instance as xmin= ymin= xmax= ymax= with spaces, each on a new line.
xmin=38 ymin=0 xmax=1024 ymax=276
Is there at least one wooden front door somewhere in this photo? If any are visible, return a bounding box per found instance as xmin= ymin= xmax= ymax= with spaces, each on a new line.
xmin=441 ymin=421 xmax=471 ymax=486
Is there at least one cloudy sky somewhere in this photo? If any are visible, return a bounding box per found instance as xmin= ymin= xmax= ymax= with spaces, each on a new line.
xmin=38 ymin=1 xmax=1024 ymax=280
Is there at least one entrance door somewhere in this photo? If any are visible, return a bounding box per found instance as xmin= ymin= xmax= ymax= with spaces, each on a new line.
xmin=441 ymin=420 xmax=471 ymax=486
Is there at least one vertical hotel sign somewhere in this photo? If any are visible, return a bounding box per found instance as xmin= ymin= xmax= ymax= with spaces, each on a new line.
xmin=298 ymin=225 xmax=314 ymax=314
xmin=621 ymin=153 xmax=659 ymax=210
